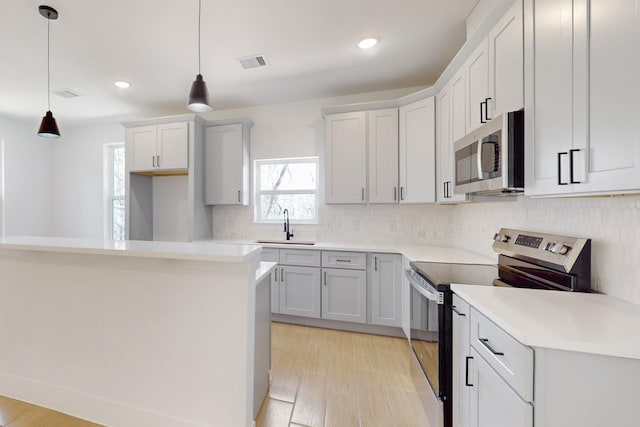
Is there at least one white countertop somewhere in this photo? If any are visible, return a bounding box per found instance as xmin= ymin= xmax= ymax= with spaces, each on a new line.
xmin=0 ymin=236 xmax=261 ymax=263
xmin=452 ymin=284 xmax=640 ymax=360
xmin=255 ymin=261 xmax=277 ymax=283
xmin=209 ymin=239 xmax=497 ymax=265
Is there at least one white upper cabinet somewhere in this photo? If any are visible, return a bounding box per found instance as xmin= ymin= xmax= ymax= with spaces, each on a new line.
xmin=525 ymin=0 xmax=640 ymax=196
xmin=437 ymin=84 xmax=469 ymax=204
xmin=204 ymin=123 xmax=250 ymax=205
xmin=451 ymin=68 xmax=467 ymax=144
xmin=466 ymin=40 xmax=490 ymax=132
xmin=488 ymin=0 xmax=524 ymax=118
xmin=399 ymin=97 xmax=436 ymax=204
xmin=325 ymin=112 xmax=368 ymax=204
xmin=128 ymin=122 xmax=188 ymax=172
xmin=585 ymin=0 xmax=640 ymax=194
xmin=368 ymin=109 xmax=399 ymax=204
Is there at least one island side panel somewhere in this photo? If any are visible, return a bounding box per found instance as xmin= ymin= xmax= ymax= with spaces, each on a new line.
xmin=0 ymin=248 xmax=258 ymax=427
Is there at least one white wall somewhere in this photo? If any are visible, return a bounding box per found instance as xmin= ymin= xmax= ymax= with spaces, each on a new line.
xmin=0 ymin=117 xmax=52 ymax=236
xmin=50 ymin=122 xmax=124 ymax=238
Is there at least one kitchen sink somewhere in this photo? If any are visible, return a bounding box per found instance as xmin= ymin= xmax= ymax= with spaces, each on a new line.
xmin=255 ymin=239 xmax=316 ymax=245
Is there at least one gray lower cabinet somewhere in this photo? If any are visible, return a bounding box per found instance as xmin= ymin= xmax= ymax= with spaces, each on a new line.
xmin=469 ymin=346 xmax=533 ymax=427
xmin=369 ymin=253 xmax=403 ymax=327
xmin=321 ymin=268 xmax=367 ymax=323
xmin=279 ymin=265 xmax=321 ymax=318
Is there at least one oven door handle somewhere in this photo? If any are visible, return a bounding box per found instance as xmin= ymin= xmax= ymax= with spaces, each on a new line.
xmin=405 ymin=269 xmax=442 ymax=303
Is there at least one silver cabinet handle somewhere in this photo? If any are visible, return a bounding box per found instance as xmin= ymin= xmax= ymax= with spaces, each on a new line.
xmin=400 ymin=186 xmax=405 ymax=201
xmin=336 ymin=259 xmax=352 ymax=263
xmin=479 ymin=338 xmax=504 ymax=356
xmin=152 ymin=156 xmax=156 ymax=167
xmin=374 ymin=256 xmax=378 ymax=271
xmin=238 ymin=190 xmax=241 ymax=203
xmin=156 ymin=155 xmax=160 ymax=167
xmin=361 ymin=187 xmax=365 ymax=201
xmin=274 ymin=268 xmax=278 ymax=282
xmin=394 ymin=187 xmax=397 ymax=201
xmin=280 ymin=268 xmax=284 ymax=284
xmin=324 ymin=271 xmax=327 ymax=286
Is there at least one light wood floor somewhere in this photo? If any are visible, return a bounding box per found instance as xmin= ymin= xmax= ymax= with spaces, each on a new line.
xmin=0 ymin=322 xmax=430 ymax=427
xmin=0 ymin=395 xmax=103 ymax=427
xmin=257 ymin=322 xmax=431 ymax=427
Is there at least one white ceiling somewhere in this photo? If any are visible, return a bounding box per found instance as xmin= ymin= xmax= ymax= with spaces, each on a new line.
xmin=0 ymin=0 xmax=478 ymax=127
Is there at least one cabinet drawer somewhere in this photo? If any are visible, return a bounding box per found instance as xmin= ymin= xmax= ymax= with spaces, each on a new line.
xmin=279 ymin=249 xmax=321 ymax=267
xmin=260 ymin=248 xmax=279 ymax=263
xmin=322 ymin=251 xmax=367 ymax=270
xmin=470 ymin=308 xmax=533 ymax=402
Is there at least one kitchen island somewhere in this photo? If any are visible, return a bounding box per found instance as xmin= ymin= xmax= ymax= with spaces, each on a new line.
xmin=0 ymin=236 xmax=267 ymax=427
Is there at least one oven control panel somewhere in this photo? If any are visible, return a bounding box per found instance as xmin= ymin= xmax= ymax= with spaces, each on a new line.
xmin=492 ymin=228 xmax=590 ymax=273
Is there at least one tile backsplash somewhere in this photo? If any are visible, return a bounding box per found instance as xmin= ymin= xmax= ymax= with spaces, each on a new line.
xmin=213 ymin=195 xmax=640 ymax=305
xmin=212 ymin=203 xmax=454 ymax=246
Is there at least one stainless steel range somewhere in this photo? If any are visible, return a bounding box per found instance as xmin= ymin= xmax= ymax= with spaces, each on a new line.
xmin=405 ymin=228 xmax=591 ymax=427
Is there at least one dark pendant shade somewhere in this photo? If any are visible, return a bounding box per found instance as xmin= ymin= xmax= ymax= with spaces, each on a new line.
xmin=38 ymin=110 xmax=61 ymax=138
xmin=187 ymin=74 xmax=212 ymax=112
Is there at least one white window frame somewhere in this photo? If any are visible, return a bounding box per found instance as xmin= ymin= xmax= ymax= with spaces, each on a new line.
xmin=103 ymin=143 xmax=125 ymax=240
xmin=254 ymin=156 xmax=319 ymax=224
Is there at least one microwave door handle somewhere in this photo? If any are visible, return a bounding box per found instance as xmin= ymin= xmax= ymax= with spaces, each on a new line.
xmin=477 ymin=138 xmax=484 ymax=180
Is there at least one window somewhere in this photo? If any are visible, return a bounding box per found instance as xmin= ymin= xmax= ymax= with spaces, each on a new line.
xmin=254 ymin=157 xmax=319 ymax=224
xmin=105 ymin=143 xmax=125 ymax=240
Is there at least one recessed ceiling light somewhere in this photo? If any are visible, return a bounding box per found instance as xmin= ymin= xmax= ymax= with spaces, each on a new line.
xmin=114 ymin=81 xmax=131 ymax=89
xmin=358 ymin=38 xmax=378 ymax=49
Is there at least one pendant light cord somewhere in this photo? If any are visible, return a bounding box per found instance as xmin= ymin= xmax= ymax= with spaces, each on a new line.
xmin=198 ymin=0 xmax=202 ymax=74
xmin=47 ymin=15 xmax=51 ymax=111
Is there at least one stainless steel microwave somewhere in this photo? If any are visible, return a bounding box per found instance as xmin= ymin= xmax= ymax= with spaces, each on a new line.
xmin=453 ymin=109 xmax=524 ymax=195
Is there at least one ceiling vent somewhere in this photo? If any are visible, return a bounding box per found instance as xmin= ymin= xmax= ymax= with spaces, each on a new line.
xmin=238 ymin=55 xmax=267 ymax=69
xmin=52 ymin=88 xmax=80 ymax=98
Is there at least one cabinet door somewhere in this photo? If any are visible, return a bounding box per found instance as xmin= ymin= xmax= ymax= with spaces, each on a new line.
xmin=399 ymin=97 xmax=436 ymax=204
xmin=156 ymin=122 xmax=189 ymax=170
xmin=128 ymin=125 xmax=157 ymax=171
xmin=325 ymin=112 xmax=367 ymax=204
xmin=468 ymin=348 xmax=533 ymax=427
xmin=368 ymin=109 xmax=399 ymax=204
xmin=451 ymin=69 xmax=467 ymax=144
xmin=370 ymin=253 xmax=402 ymax=327
xmin=488 ymin=0 xmax=523 ymax=118
xmin=437 ymin=85 xmax=468 ymax=204
xmin=205 ymin=124 xmax=247 ymax=205
xmin=279 ymin=266 xmax=321 ymax=318
xmin=584 ymin=0 xmax=640 ymax=193
xmin=321 ymin=268 xmax=367 ymax=323
xmin=466 ymin=40 xmax=490 ymax=132
xmin=452 ymin=295 xmax=471 ymax=427
xmin=524 ymin=0 xmax=577 ymax=196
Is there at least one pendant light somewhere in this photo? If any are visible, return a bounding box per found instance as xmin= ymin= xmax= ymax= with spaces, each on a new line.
xmin=37 ymin=5 xmax=61 ymax=138
xmin=187 ymin=0 xmax=212 ymax=112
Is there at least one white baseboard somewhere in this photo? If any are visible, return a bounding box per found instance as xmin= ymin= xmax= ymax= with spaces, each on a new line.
xmin=0 ymin=372 xmax=210 ymax=427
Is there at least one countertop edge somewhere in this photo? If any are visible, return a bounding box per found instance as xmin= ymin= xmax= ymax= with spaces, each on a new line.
xmin=255 ymin=262 xmax=277 ymax=283
xmin=0 ymin=238 xmax=262 ymax=264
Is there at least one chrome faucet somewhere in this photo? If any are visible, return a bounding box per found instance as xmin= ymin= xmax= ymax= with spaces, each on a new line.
xmin=283 ymin=209 xmax=294 ymax=240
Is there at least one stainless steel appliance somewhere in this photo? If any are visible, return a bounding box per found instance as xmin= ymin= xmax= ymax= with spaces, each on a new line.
xmin=453 ymin=110 xmax=524 ymax=195
xmin=405 ymin=228 xmax=591 ymax=427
